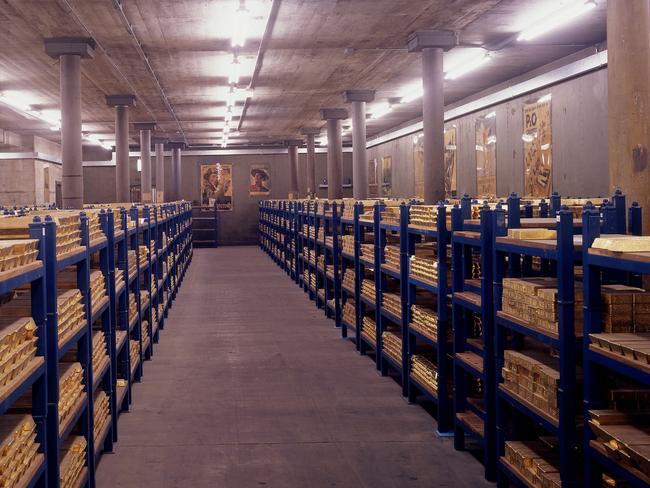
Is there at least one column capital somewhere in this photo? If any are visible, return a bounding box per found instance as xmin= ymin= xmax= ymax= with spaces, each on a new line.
xmin=167 ymin=141 xmax=186 ymax=150
xmin=343 ymin=90 xmax=375 ymax=103
xmin=320 ymin=108 xmax=348 ymax=120
xmin=152 ymin=136 xmax=168 ymax=145
xmin=106 ymin=95 xmax=137 ymax=108
xmin=284 ymin=139 xmax=303 ymax=147
xmin=300 ymin=128 xmax=321 ymax=136
xmin=44 ymin=37 xmax=96 ymax=59
xmin=134 ymin=122 xmax=156 ymax=131
xmin=406 ymin=30 xmax=456 ymax=53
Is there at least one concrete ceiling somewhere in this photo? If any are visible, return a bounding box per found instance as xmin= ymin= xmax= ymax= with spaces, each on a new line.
xmin=0 ymin=0 xmax=607 ymax=150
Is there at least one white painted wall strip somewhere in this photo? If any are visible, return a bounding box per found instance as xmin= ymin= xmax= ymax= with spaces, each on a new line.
xmin=366 ymin=49 xmax=608 ymax=149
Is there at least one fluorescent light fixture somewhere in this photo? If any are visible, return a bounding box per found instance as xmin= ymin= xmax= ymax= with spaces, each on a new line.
xmin=538 ymin=93 xmax=552 ymax=103
xmin=369 ymin=102 xmax=392 ymax=120
xmin=85 ymin=133 xmax=113 ymax=151
xmin=232 ymin=0 xmax=250 ymax=47
xmin=399 ymin=82 xmax=423 ymax=104
xmin=318 ymin=137 xmax=328 ymax=146
xmin=485 ymin=111 xmax=496 ymax=119
xmin=0 ymin=91 xmax=64 ymax=130
xmin=229 ymin=54 xmax=241 ymax=84
xmin=517 ymin=0 xmax=596 ymax=41
xmin=444 ymin=50 xmax=490 ymax=80
xmin=137 ymin=159 xmax=142 ymax=172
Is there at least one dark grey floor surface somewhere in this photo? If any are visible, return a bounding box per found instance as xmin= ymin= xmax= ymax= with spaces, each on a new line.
xmin=96 ymin=246 xmax=491 ymax=487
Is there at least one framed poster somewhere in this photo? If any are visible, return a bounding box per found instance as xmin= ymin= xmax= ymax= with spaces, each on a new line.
xmin=381 ymin=156 xmax=392 ymax=197
xmin=444 ymin=127 xmax=458 ymax=197
xmin=475 ymin=114 xmax=497 ymax=198
xmin=201 ymin=163 xmax=233 ymax=210
xmin=368 ymin=158 xmax=379 ymax=197
xmin=413 ymin=134 xmax=424 ymax=199
xmin=523 ymin=97 xmax=552 ymax=197
xmin=249 ymin=165 xmax=271 ymax=196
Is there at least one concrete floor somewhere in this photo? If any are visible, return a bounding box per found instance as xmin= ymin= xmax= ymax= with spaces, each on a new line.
xmin=96 ymin=246 xmax=491 ymax=487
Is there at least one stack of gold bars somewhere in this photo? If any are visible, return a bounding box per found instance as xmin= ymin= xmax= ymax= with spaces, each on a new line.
xmin=56 ymin=290 xmax=85 ymax=346
xmin=380 ymin=206 xmax=400 ymax=225
xmin=341 ymin=235 xmax=354 ymax=255
xmin=308 ymin=249 xmax=316 ymax=267
xmin=410 ymin=355 xmax=439 ymax=396
xmin=0 ymin=239 xmax=39 ymax=274
xmin=124 ymin=250 xmax=137 ymax=279
xmin=361 ymin=317 xmax=376 ymax=344
xmin=409 ymin=255 xmax=438 ymax=284
xmin=342 ymin=199 xmax=356 ymax=220
xmin=138 ymin=246 xmax=148 ymax=267
xmin=59 ymin=436 xmax=86 ymax=488
xmin=383 ymin=245 xmax=400 ymax=270
xmin=58 ymin=362 xmax=84 ymax=429
xmin=141 ymin=320 xmax=150 ymax=345
xmin=147 ymin=239 xmax=156 ymax=258
xmin=361 ymin=279 xmax=375 ymax=302
xmin=590 ymin=333 xmax=650 ymax=367
xmin=325 ymin=234 xmax=333 ymax=248
xmin=128 ymin=293 xmax=138 ymax=323
xmin=91 ymin=331 xmax=109 ymax=377
xmin=0 ymin=317 xmax=38 ymax=391
xmin=93 ymin=391 xmax=110 ymax=444
xmin=342 ymin=301 xmax=355 ymax=329
xmin=598 ymin=284 xmax=650 ymax=333
xmin=382 ymin=292 xmax=401 ymax=318
xmin=317 ymin=254 xmax=325 ymax=272
xmin=588 ymin=389 xmax=650 ymax=480
xmin=89 ymin=271 xmax=107 ymax=314
xmin=84 ymin=210 xmax=105 ymax=243
xmin=409 ymin=205 xmax=452 ymax=229
xmin=502 ymin=350 xmax=562 ymax=420
xmin=342 ymin=269 xmax=355 ymax=292
xmin=410 ymin=305 xmax=438 ymax=341
xmin=504 ymin=440 xmax=560 ymax=488
xmin=360 ymin=244 xmax=374 ymax=262
xmin=140 ymin=290 xmax=150 ymax=310
xmin=130 ymin=340 xmax=140 ymax=369
xmin=382 ymin=330 xmax=402 ymax=364
xmin=501 ymin=278 xmax=584 ymax=334
xmin=0 ymin=415 xmax=40 ymax=487
xmin=152 ymin=307 xmax=158 ymax=330
xmin=317 ymin=227 xmax=324 ymax=243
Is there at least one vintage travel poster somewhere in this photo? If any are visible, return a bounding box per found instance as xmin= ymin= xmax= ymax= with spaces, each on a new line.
xmin=413 ymin=134 xmax=424 ymax=199
xmin=475 ymin=114 xmax=497 ymax=198
xmin=444 ymin=127 xmax=458 ymax=197
xmin=382 ymin=156 xmax=392 ymax=197
xmin=249 ymin=165 xmax=271 ymax=196
xmin=200 ymin=163 xmax=233 ymax=210
xmin=523 ymin=99 xmax=552 ymax=197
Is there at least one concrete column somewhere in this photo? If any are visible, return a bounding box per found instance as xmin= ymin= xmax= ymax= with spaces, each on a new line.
xmin=344 ymin=90 xmax=375 ymax=200
xmin=407 ymin=31 xmax=456 ymax=204
xmin=608 ymin=0 xmax=650 ymax=233
xmin=107 ymin=95 xmax=136 ymax=203
xmin=169 ymin=142 xmax=184 ymax=201
xmin=44 ymin=38 xmax=95 ymax=209
xmin=301 ymin=128 xmax=320 ymax=197
xmin=286 ymin=140 xmax=301 ymax=198
xmin=320 ymin=108 xmax=348 ymax=199
xmin=135 ymin=123 xmax=155 ymax=203
xmin=153 ymin=137 xmax=167 ymax=202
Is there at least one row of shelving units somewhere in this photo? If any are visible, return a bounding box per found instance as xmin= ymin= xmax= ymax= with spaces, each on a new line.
xmin=258 ymin=191 xmax=650 ymax=487
xmin=0 ymin=201 xmax=193 ymax=488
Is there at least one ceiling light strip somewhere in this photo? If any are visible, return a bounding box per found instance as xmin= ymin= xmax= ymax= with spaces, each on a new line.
xmin=366 ymin=48 xmax=607 ymax=149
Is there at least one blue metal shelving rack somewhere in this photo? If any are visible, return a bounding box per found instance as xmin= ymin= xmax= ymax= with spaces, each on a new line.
xmin=405 ymin=203 xmax=454 ymax=435
xmin=376 ymin=203 xmax=406 ymax=392
xmin=44 ymin=213 xmax=93 ymax=488
xmin=581 ymin=202 xmax=649 ymax=488
xmin=493 ymin=206 xmax=581 ymax=488
xmin=0 ymin=218 xmax=48 ymax=487
xmin=451 ymin=203 xmax=497 ymax=482
xmin=338 ymin=201 xmax=357 ymax=342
